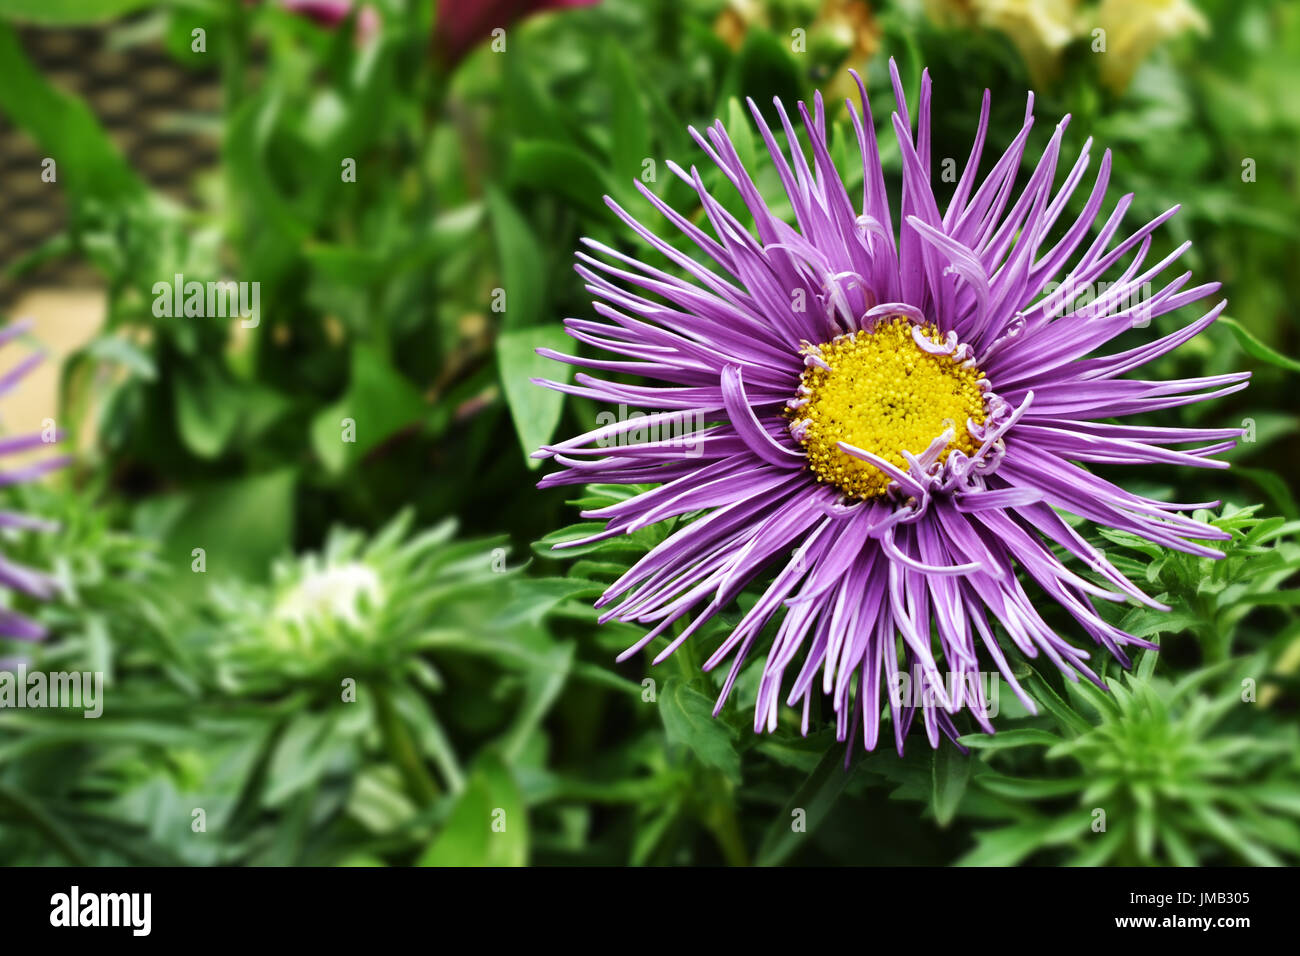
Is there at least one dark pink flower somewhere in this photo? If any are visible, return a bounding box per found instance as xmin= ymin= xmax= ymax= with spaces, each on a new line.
xmin=434 ymin=0 xmax=599 ymax=67
xmin=279 ymin=0 xmax=380 ymax=41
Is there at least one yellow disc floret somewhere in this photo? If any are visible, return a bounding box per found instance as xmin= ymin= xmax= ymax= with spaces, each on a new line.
xmin=787 ymin=317 xmax=987 ymax=499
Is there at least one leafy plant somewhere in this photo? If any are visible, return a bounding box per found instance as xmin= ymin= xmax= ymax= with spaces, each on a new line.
xmin=960 ymin=653 xmax=1300 ymax=866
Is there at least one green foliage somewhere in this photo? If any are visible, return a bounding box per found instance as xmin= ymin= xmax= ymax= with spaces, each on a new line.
xmin=960 ymin=654 xmax=1300 ymax=866
xmin=1100 ymin=505 xmax=1300 ymax=660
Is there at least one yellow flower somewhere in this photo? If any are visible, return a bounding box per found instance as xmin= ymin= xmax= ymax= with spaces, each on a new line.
xmin=972 ymin=0 xmax=1081 ymax=88
xmin=1095 ymin=0 xmax=1208 ymax=92
xmin=714 ymin=0 xmax=883 ymax=103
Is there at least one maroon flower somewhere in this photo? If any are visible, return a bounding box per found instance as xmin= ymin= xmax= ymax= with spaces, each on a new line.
xmin=278 ymin=0 xmax=380 ymax=41
xmin=434 ymin=0 xmax=599 ymax=68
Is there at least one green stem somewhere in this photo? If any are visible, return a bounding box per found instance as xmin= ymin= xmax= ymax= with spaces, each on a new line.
xmin=706 ymin=781 xmax=750 ymax=867
xmin=373 ymin=685 xmax=440 ymax=805
xmin=662 ymin=621 xmax=749 ymax=865
xmin=221 ymin=0 xmax=249 ymax=113
xmin=667 ymin=615 xmax=700 ymax=681
xmin=0 ymin=784 xmax=91 ymax=866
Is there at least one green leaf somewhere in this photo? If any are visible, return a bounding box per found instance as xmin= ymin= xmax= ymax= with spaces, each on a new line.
xmin=974 ymin=772 xmax=1088 ymax=800
xmin=630 ymin=800 xmax=683 ymax=867
xmin=1136 ymin=648 xmax=1159 ymax=682
xmin=957 ymin=728 xmax=1064 ymax=750
xmin=0 ymin=783 xmax=90 ymax=865
xmin=385 ymin=685 xmax=464 ymax=795
xmin=1189 ymin=802 xmax=1281 ymax=866
xmin=1220 ymin=316 xmax=1300 ymax=373
xmin=302 ymin=203 xmax=482 ymax=284
xmin=346 ymin=767 xmax=418 ymax=835
xmin=500 ymin=643 xmax=575 ymax=762
xmin=417 ymin=753 xmax=527 ymax=867
xmin=756 ymin=744 xmax=858 ymax=866
xmin=1120 ymin=607 xmax=1205 ymax=639
xmin=497 ymin=326 xmax=574 ymax=468
xmin=508 ymin=140 xmax=616 ymax=219
xmin=0 ymin=23 xmax=143 ymax=202
xmin=931 ymin=744 xmax=970 ymax=827
xmin=659 ymin=678 xmax=740 ymax=783
xmin=1160 ymin=821 xmax=1197 ymax=867
xmin=1235 ymin=465 xmax=1300 ymax=520
xmin=0 ymin=0 xmax=157 ymax=23
xmin=955 ymin=814 xmax=1088 ymax=867
xmin=1068 ymin=818 xmax=1132 ymax=867
xmin=1250 ymin=783 xmax=1300 ymax=816
xmin=174 ymin=363 xmax=243 ymax=459
xmin=605 ymin=44 xmax=650 ymax=196
xmin=503 ymin=40 xmax=565 ymax=141
xmin=1253 ymin=590 xmax=1300 ymax=606
xmin=719 ymin=28 xmax=803 ymax=118
xmin=158 ymin=469 xmax=295 ymax=586
xmin=310 ymin=344 xmax=428 ymax=474
xmin=1025 ymin=669 xmax=1094 ymax=736
xmin=485 ymin=187 xmax=546 ymax=330
xmin=84 ymin=335 xmax=157 ymax=381
xmin=264 ymin=713 xmax=350 ymax=808
xmin=224 ymin=93 xmax=312 ymax=246
xmin=1135 ymin=800 xmax=1157 ymax=861
xmin=530 ymin=523 xmax=597 ymax=555
xmin=725 ymin=97 xmax=757 ymax=171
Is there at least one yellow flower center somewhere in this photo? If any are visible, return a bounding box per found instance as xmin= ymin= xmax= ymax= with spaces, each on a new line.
xmin=788 ymin=317 xmax=987 ymax=499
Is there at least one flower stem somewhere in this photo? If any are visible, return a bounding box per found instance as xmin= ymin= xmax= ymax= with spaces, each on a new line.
xmin=374 ymin=685 xmax=440 ymax=804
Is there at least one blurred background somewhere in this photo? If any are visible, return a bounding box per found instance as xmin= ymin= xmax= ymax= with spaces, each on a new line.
xmin=0 ymin=0 xmax=1297 ymax=866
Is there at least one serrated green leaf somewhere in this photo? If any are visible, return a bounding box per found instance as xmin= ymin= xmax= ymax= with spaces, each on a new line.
xmin=659 ymin=678 xmax=740 ymax=783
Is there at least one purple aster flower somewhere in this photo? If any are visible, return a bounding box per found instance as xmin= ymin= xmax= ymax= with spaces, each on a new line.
xmin=533 ymin=62 xmax=1248 ymax=754
xmin=0 ymin=319 xmax=69 ymax=643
